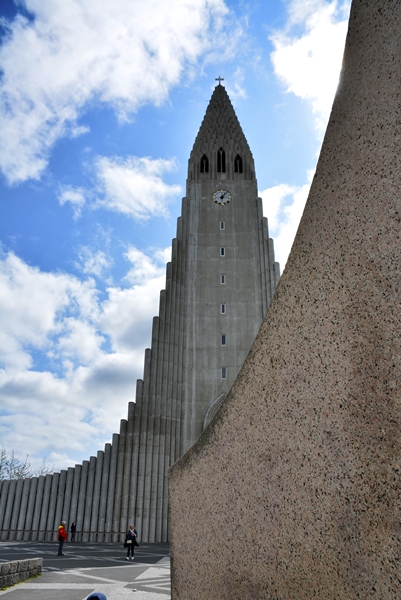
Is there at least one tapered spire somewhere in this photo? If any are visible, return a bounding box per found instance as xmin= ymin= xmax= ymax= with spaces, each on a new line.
xmin=188 ymin=84 xmax=255 ymax=180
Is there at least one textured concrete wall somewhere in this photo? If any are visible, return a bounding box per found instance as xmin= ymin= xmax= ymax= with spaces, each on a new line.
xmin=0 ymin=558 xmax=42 ymax=588
xmin=169 ymin=1 xmax=401 ymax=598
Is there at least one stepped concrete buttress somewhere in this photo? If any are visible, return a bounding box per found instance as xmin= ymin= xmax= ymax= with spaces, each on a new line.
xmin=169 ymin=1 xmax=401 ymax=598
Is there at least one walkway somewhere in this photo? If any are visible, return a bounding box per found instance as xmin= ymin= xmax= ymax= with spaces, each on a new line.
xmin=0 ymin=541 xmax=170 ymax=599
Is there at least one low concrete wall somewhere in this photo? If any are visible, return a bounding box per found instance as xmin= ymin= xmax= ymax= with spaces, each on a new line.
xmin=0 ymin=558 xmax=42 ymax=589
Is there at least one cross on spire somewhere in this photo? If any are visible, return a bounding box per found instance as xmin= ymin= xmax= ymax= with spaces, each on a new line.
xmin=215 ymin=76 xmax=224 ymax=85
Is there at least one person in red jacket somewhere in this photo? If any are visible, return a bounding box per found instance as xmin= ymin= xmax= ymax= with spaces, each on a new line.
xmin=57 ymin=521 xmax=67 ymax=556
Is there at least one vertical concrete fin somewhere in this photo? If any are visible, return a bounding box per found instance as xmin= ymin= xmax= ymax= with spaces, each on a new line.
xmin=111 ymin=420 xmax=127 ymax=541
xmin=69 ymin=464 xmax=81 ymax=537
xmin=98 ymin=444 xmax=111 ymax=537
xmin=38 ymin=474 xmax=52 ymax=541
xmin=45 ymin=472 xmax=59 ymax=541
xmin=82 ymin=456 xmax=96 ymax=541
xmin=105 ymin=434 xmax=119 ymax=541
xmin=23 ymin=477 xmax=38 ymax=540
xmin=16 ymin=478 xmax=31 ymax=540
xmin=31 ymin=476 xmax=45 ymax=541
xmin=76 ymin=461 xmax=88 ymax=541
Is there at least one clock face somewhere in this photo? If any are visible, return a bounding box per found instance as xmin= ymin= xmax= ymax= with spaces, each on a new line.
xmin=213 ymin=189 xmax=232 ymax=205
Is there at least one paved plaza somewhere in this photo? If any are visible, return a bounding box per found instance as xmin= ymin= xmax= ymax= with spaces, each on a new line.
xmin=0 ymin=541 xmax=170 ymax=600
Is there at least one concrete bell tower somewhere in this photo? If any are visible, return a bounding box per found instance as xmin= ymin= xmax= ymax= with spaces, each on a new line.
xmin=181 ymin=82 xmax=280 ymax=453
xmin=0 ymin=82 xmax=280 ymax=544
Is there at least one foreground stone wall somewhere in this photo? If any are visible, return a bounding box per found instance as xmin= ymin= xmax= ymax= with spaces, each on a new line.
xmin=169 ymin=1 xmax=401 ymax=598
xmin=0 ymin=559 xmax=42 ymax=589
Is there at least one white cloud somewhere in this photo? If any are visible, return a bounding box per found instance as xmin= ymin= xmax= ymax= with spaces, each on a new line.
xmin=0 ymin=245 xmax=170 ymax=469
xmin=0 ymin=0 xmax=231 ymax=184
xmin=58 ymin=185 xmax=86 ymax=219
xmin=100 ymin=246 xmax=169 ymax=351
xmin=0 ymin=252 xmax=99 ymax=372
xmin=270 ymin=0 xmax=350 ymax=133
xmin=75 ymin=246 xmax=113 ymax=279
xmin=260 ymin=170 xmax=313 ymax=269
xmin=95 ymin=155 xmax=181 ymax=220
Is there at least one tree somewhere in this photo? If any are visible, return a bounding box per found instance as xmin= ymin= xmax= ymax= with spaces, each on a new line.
xmin=0 ymin=447 xmax=54 ymax=480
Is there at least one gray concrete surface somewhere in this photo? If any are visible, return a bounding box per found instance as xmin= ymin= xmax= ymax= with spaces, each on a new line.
xmin=0 ymin=541 xmax=170 ymax=599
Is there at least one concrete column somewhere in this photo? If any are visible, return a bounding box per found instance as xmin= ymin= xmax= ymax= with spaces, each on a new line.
xmin=134 ymin=349 xmax=152 ymax=541
xmin=0 ymin=480 xmax=13 ymax=540
xmin=9 ymin=478 xmax=24 ymax=540
xmin=105 ymin=435 xmax=119 ymax=541
xmin=151 ymin=293 xmax=167 ymax=542
xmin=16 ymin=478 xmax=31 ymax=540
xmin=62 ymin=467 xmax=74 ymax=533
xmin=82 ymin=456 xmax=96 ymax=541
xmin=54 ymin=470 xmax=67 ymax=539
xmin=163 ymin=237 xmax=181 ymax=542
xmin=46 ymin=472 xmax=59 ymax=541
xmin=274 ymin=260 xmax=281 ymax=289
xmin=256 ymin=202 xmax=267 ymax=314
xmin=268 ymin=237 xmax=279 ymax=298
xmin=119 ymin=405 xmax=135 ymax=536
xmin=111 ymin=420 xmax=127 ymax=542
xmin=69 ymin=464 xmax=81 ymax=540
xmin=31 ymin=475 xmax=45 ymax=541
xmin=23 ymin=477 xmax=38 ymax=540
xmin=142 ymin=316 xmax=161 ymax=533
xmin=0 ymin=481 xmax=9 ymax=534
xmin=174 ymin=203 xmax=187 ymax=461
xmin=128 ymin=388 xmax=142 ymax=533
xmin=76 ymin=461 xmax=89 ymax=542
xmin=89 ymin=451 xmax=104 ymax=541
xmin=98 ymin=444 xmax=111 ymax=540
xmin=38 ymin=474 xmax=52 ymax=540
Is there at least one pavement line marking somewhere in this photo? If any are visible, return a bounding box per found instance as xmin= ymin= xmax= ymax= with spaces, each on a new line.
xmin=57 ymin=571 xmax=125 ymax=584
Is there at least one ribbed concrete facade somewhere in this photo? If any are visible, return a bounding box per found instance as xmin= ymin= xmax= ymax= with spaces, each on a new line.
xmin=0 ymin=86 xmax=279 ymax=542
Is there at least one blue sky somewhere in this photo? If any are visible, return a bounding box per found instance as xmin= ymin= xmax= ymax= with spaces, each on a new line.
xmin=0 ymin=0 xmax=351 ymax=471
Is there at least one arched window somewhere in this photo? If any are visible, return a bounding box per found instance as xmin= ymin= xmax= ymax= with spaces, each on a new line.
xmin=217 ymin=147 xmax=226 ymax=173
xmin=200 ymin=154 xmax=209 ymax=173
xmin=234 ymin=154 xmax=243 ymax=173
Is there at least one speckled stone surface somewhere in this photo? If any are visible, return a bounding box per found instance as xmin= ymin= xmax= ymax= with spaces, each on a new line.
xmin=169 ymin=1 xmax=401 ymax=598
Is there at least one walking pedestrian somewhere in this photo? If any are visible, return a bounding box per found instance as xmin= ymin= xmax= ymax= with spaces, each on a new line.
xmin=124 ymin=524 xmax=138 ymax=561
xmin=70 ymin=521 xmax=76 ymax=542
xmin=57 ymin=521 xmax=67 ymax=555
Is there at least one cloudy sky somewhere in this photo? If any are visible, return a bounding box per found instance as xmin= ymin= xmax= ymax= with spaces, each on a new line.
xmin=0 ymin=0 xmax=351 ymax=472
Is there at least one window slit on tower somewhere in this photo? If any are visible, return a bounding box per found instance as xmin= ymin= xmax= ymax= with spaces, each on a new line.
xmin=217 ymin=147 xmax=226 ymax=173
xmin=234 ymin=154 xmax=243 ymax=173
xmin=200 ymin=154 xmax=209 ymax=173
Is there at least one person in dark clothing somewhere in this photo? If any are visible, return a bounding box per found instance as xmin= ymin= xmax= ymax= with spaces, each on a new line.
xmin=70 ymin=521 xmax=76 ymax=542
xmin=125 ymin=524 xmax=138 ymax=560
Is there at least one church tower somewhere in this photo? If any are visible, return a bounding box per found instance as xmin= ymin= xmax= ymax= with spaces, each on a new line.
xmin=181 ymin=82 xmax=280 ymax=452
xmin=0 ymin=83 xmax=279 ymax=544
